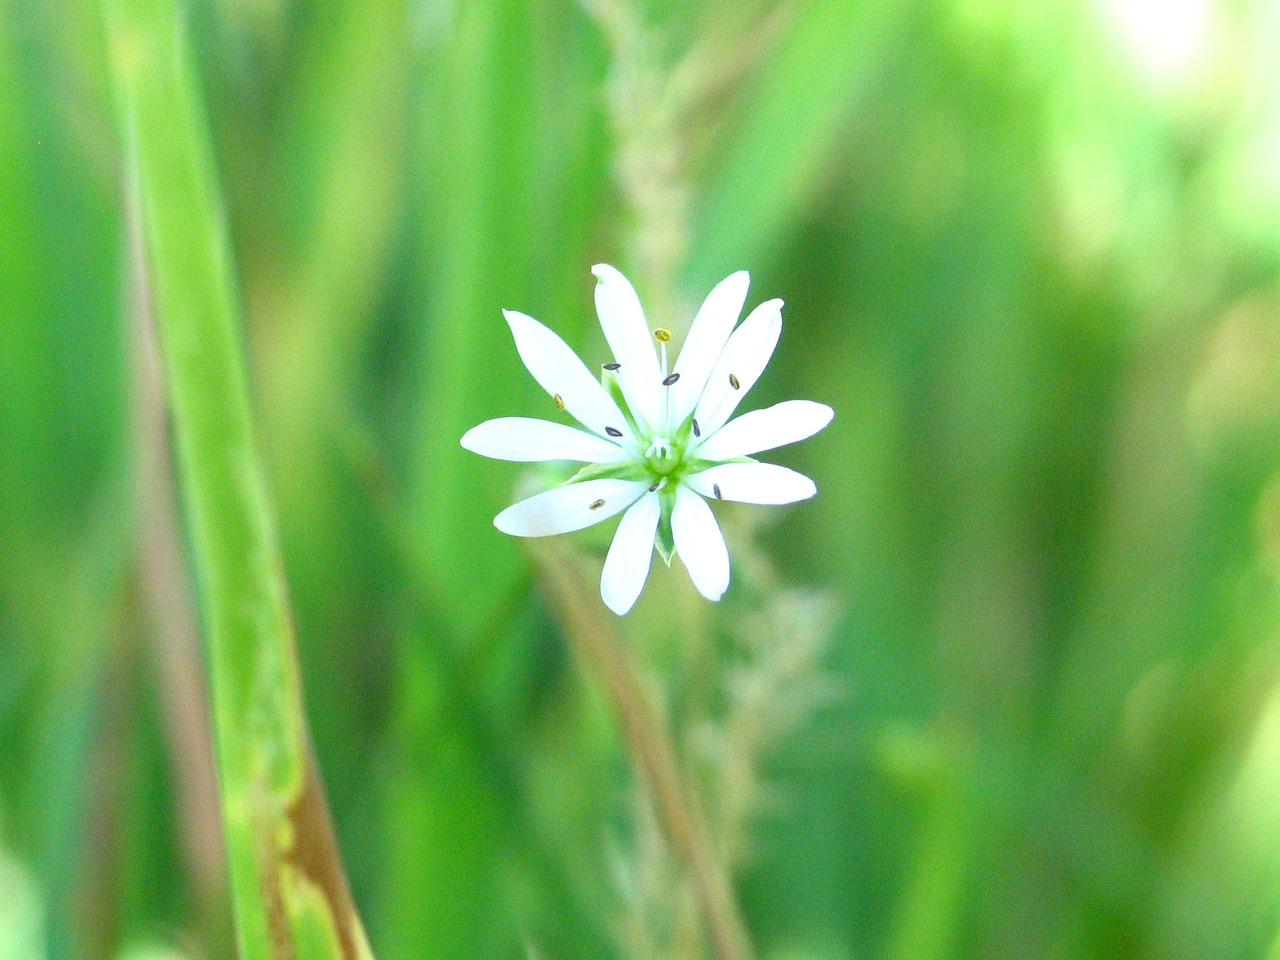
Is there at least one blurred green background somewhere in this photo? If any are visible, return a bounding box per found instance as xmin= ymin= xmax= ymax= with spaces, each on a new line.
xmin=5 ymin=0 xmax=1280 ymax=957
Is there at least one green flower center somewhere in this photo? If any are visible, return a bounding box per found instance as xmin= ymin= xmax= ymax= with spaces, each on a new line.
xmin=642 ymin=414 xmax=700 ymax=481
xmin=644 ymin=436 xmax=678 ymax=474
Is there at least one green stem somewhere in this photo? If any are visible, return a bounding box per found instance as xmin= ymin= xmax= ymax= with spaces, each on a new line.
xmin=101 ymin=1 xmax=374 ymax=956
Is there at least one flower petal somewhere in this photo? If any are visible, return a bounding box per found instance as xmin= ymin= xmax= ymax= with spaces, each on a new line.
xmin=693 ymin=298 xmax=783 ymax=437
xmin=600 ymin=492 xmax=660 ymax=615
xmin=694 ymin=400 xmax=833 ymax=460
xmin=504 ymin=309 xmax=636 ymax=445
xmin=592 ymin=264 xmax=662 ymax=431
xmin=672 ymin=485 xmax=730 ymax=601
xmin=685 ymin=462 xmax=816 ymax=505
xmin=461 ymin=417 xmax=630 ymax=463
xmin=669 ymin=270 xmax=749 ymax=424
xmin=494 ymin=478 xmax=648 ymax=537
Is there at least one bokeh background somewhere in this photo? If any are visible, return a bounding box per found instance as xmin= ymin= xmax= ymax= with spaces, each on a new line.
xmin=5 ymin=0 xmax=1280 ymax=958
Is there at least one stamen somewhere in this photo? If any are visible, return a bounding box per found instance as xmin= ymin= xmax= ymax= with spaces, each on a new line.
xmin=692 ymin=418 xmax=700 ymax=437
xmin=590 ymin=499 xmax=606 ymax=510
xmin=728 ymin=373 xmax=740 ymax=391
xmin=655 ymin=331 xmax=672 ymax=426
xmin=662 ymin=373 xmax=680 ymax=386
xmin=603 ymin=362 xmax=621 ymax=371
xmin=713 ymin=483 xmax=722 ymax=500
xmin=553 ymin=393 xmax=565 ymax=409
xmin=648 ymin=480 xmax=661 ymax=492
xmin=605 ymin=426 xmax=623 ymax=437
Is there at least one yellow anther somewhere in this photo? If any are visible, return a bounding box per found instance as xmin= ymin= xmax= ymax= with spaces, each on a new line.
xmin=653 ymin=328 xmax=672 ymax=343
xmin=553 ymin=393 xmax=565 ymax=410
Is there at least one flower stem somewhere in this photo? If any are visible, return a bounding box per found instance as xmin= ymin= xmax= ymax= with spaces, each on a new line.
xmin=534 ymin=541 xmax=757 ymax=960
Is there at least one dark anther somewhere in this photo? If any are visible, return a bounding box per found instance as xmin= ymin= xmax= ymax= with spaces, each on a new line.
xmin=590 ymin=499 xmax=606 ymax=510
xmin=603 ymin=362 xmax=621 ymax=371
xmin=728 ymin=373 xmax=740 ymax=390
xmin=605 ymin=426 xmax=623 ymax=437
xmin=648 ymin=480 xmax=660 ymax=492
xmin=662 ymin=373 xmax=680 ymax=386
xmin=713 ymin=483 xmax=723 ymax=500
xmin=692 ymin=418 xmax=700 ymax=437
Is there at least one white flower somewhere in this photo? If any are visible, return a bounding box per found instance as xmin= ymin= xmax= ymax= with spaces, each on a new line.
xmin=461 ymin=265 xmax=833 ymax=615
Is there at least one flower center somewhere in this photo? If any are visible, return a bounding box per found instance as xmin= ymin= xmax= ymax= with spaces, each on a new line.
xmin=644 ymin=435 xmax=681 ymax=476
xmin=644 ymin=436 xmax=673 ymax=460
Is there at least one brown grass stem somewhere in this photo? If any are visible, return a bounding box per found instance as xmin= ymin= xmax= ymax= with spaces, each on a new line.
xmin=533 ymin=541 xmax=756 ymax=960
xmin=126 ymin=162 xmax=228 ymax=938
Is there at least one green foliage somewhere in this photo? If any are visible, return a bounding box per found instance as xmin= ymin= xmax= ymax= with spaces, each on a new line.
xmin=100 ymin=0 xmax=374 ymax=955
xmin=4 ymin=0 xmax=1280 ymax=958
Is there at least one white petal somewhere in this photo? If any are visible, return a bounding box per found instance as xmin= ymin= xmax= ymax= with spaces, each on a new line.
xmin=686 ymin=462 xmax=816 ymax=505
xmin=672 ymin=485 xmax=730 ymax=602
xmin=670 ymin=270 xmax=749 ymax=425
xmin=494 ymin=479 xmax=647 ymax=537
xmin=592 ymin=264 xmax=662 ymax=431
xmin=461 ymin=417 xmax=630 ymax=463
xmin=694 ymin=400 xmax=833 ymax=460
xmin=600 ymin=492 xmax=660 ymax=615
xmin=504 ymin=309 xmax=636 ymax=445
xmin=693 ymin=298 xmax=783 ymax=437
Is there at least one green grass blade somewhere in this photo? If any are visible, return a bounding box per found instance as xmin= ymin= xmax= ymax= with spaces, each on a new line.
xmin=686 ymin=0 xmax=894 ymax=287
xmin=99 ymin=1 xmax=375 ymax=957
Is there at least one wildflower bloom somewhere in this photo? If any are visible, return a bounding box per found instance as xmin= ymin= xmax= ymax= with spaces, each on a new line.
xmin=461 ymin=265 xmax=833 ymax=615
